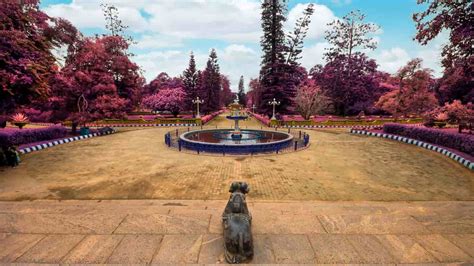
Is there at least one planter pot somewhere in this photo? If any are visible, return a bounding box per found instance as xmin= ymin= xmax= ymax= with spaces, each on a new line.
xmin=434 ymin=121 xmax=447 ymax=128
xmin=80 ymin=127 xmax=90 ymax=136
xmin=13 ymin=122 xmax=28 ymax=129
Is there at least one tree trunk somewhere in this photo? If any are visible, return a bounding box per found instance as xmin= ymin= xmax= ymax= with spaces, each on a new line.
xmin=72 ymin=122 xmax=78 ymax=135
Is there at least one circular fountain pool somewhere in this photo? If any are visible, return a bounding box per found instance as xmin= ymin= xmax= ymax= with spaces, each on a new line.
xmin=178 ymin=129 xmax=294 ymax=154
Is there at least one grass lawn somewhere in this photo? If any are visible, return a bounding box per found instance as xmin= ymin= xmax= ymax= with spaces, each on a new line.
xmin=0 ymin=114 xmax=472 ymax=201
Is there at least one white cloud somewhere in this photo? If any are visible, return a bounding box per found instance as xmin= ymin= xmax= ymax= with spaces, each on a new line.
xmin=133 ymin=34 xmax=184 ymax=49
xmin=286 ymin=3 xmax=337 ymax=40
xmin=43 ymin=1 xmax=148 ymax=32
xmin=300 ymin=42 xmax=331 ymax=70
xmin=146 ymin=0 xmax=261 ymax=42
xmin=373 ymin=31 xmax=446 ymax=77
xmin=373 ymin=47 xmax=411 ymax=74
xmin=45 ymin=0 xmax=262 ymax=42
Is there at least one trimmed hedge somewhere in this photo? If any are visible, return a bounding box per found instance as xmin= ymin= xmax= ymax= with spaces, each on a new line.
xmin=201 ymin=110 xmax=224 ymax=124
xmin=383 ymin=123 xmax=474 ymax=156
xmin=0 ymin=126 xmax=68 ymax=147
xmin=252 ymin=113 xmax=270 ymax=126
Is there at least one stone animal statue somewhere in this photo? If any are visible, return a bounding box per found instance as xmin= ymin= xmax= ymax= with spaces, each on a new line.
xmin=222 ymin=182 xmax=253 ymax=263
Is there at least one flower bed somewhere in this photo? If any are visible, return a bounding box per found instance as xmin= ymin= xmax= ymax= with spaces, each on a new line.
xmin=18 ymin=127 xmax=115 ymax=155
xmin=383 ymin=123 xmax=474 ymax=156
xmin=90 ymin=117 xmax=200 ymax=126
xmin=252 ymin=113 xmax=422 ymax=127
xmin=201 ymin=110 xmax=224 ymax=124
xmin=252 ymin=113 xmax=271 ymax=126
xmin=125 ymin=114 xmax=194 ymax=120
xmin=0 ymin=125 xmax=68 ymax=147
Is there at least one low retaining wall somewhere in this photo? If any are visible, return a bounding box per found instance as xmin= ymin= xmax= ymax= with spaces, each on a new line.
xmin=350 ymin=129 xmax=473 ymax=171
xmin=19 ymin=129 xmax=116 ymax=155
xmin=87 ymin=123 xmax=197 ymax=128
xmin=285 ymin=124 xmax=384 ymax=129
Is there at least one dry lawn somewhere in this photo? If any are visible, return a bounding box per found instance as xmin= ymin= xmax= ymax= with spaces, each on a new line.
xmin=0 ymin=114 xmax=472 ymax=201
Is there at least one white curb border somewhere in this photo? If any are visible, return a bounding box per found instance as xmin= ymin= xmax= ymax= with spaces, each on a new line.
xmin=350 ymin=129 xmax=474 ymax=171
xmin=19 ymin=129 xmax=116 ymax=155
xmin=87 ymin=123 xmax=198 ymax=128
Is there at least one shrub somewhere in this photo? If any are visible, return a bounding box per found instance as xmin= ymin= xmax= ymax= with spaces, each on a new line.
xmin=201 ymin=110 xmax=224 ymax=124
xmin=22 ymin=108 xmax=52 ymax=122
xmin=0 ymin=126 xmax=68 ymax=147
xmin=0 ymin=116 xmax=7 ymax=128
xmin=253 ymin=113 xmax=270 ymax=126
xmin=383 ymin=123 xmax=474 ymax=156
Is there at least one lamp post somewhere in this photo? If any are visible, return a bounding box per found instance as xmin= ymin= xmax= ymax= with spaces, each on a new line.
xmin=192 ymin=97 xmax=204 ymax=118
xmin=268 ymin=98 xmax=280 ymax=120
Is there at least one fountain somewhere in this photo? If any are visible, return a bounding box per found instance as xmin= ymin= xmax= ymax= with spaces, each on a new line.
xmin=226 ymin=99 xmax=248 ymax=139
xmin=169 ymin=99 xmax=309 ymax=154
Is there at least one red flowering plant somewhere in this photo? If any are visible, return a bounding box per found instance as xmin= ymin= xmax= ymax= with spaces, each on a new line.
xmin=11 ymin=113 xmax=29 ymax=129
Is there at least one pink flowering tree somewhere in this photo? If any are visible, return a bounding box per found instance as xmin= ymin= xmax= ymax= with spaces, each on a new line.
xmin=376 ymin=59 xmax=438 ymax=116
xmin=142 ymin=88 xmax=186 ymax=117
xmin=424 ymin=100 xmax=474 ymax=128
xmin=295 ymin=80 xmax=331 ymax=120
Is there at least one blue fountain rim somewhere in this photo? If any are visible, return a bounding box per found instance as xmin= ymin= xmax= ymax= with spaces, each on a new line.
xmin=179 ymin=128 xmax=293 ymax=147
xmin=226 ymin=116 xmax=248 ymax=120
xmin=212 ymin=130 xmax=263 ymax=141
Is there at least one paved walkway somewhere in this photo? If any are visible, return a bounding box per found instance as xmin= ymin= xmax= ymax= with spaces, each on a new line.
xmin=0 ymin=200 xmax=473 ymax=264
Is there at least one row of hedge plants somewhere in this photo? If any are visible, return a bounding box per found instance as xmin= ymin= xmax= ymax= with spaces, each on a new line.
xmin=383 ymin=123 xmax=474 ymax=156
xmin=0 ymin=125 xmax=68 ymax=147
xmin=251 ymin=113 xmax=271 ymax=126
xmin=272 ymin=118 xmax=423 ymax=127
xmin=201 ymin=110 xmax=225 ymax=124
xmin=89 ymin=118 xmax=202 ymax=126
xmin=86 ymin=110 xmax=224 ymax=127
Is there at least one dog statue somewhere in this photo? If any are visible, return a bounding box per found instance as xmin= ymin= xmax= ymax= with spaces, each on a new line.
xmin=222 ymin=182 xmax=253 ymax=263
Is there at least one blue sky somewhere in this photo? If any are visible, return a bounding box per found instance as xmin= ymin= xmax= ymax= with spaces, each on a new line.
xmin=40 ymin=0 xmax=445 ymax=91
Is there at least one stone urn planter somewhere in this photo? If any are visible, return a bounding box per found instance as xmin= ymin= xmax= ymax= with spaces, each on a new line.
xmin=11 ymin=113 xmax=29 ymax=129
xmin=13 ymin=122 xmax=28 ymax=129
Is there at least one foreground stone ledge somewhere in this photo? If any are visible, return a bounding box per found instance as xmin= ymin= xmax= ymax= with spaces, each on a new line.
xmin=0 ymin=200 xmax=472 ymax=264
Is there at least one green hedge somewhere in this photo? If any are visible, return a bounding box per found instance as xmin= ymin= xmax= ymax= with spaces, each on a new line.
xmin=92 ymin=118 xmax=202 ymax=125
xmin=271 ymin=118 xmax=423 ymax=127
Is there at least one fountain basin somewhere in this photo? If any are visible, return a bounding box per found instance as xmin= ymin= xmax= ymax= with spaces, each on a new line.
xmin=226 ymin=115 xmax=248 ymax=120
xmin=179 ymin=129 xmax=293 ymax=154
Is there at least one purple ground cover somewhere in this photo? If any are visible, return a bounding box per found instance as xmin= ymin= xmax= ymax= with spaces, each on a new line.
xmin=383 ymin=123 xmax=474 ymax=156
xmin=0 ymin=126 xmax=68 ymax=147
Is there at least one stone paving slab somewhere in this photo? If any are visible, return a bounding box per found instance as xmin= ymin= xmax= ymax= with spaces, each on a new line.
xmin=61 ymin=234 xmax=124 ymax=264
xmin=0 ymin=200 xmax=472 ymax=264
xmin=0 ymin=213 xmax=126 ymax=234
xmin=107 ymin=234 xmax=163 ymax=264
xmin=318 ymin=214 xmax=430 ymax=234
xmin=16 ymin=234 xmax=84 ymax=264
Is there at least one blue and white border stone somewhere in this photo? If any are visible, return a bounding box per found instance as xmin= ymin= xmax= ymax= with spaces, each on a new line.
xmin=88 ymin=123 xmax=197 ymax=128
xmin=281 ymin=123 xmax=422 ymax=129
xmin=284 ymin=124 xmax=383 ymax=129
xmin=19 ymin=129 xmax=116 ymax=155
xmin=350 ymin=129 xmax=474 ymax=171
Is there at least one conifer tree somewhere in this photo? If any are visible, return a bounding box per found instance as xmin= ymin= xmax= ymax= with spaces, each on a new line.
xmin=199 ymin=49 xmax=221 ymax=113
xmin=258 ymin=0 xmax=314 ymax=116
xmin=258 ymin=0 xmax=289 ymax=115
xmin=237 ymin=76 xmax=246 ymax=106
xmin=183 ymin=52 xmax=199 ymax=110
